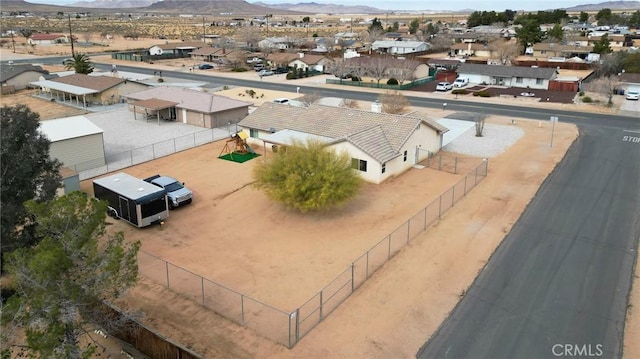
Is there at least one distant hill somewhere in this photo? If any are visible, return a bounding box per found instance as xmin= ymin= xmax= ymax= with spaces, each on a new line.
xmin=70 ymin=0 xmax=156 ymax=8
xmin=565 ymin=1 xmax=640 ymax=11
xmin=143 ymin=0 xmax=305 ymax=15
xmin=252 ymin=1 xmax=384 ymax=14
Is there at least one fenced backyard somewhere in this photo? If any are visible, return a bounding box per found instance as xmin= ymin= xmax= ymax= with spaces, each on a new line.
xmin=135 ymin=157 xmax=489 ymax=348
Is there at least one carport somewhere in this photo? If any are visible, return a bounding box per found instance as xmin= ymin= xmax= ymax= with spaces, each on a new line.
xmin=30 ymin=79 xmax=97 ymax=108
xmin=130 ymin=98 xmax=178 ymax=125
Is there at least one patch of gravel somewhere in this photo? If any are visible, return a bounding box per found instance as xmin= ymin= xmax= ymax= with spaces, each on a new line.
xmin=443 ymin=123 xmax=525 ymax=158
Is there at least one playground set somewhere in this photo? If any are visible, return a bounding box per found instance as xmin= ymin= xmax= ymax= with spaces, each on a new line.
xmin=218 ymin=131 xmax=260 ymax=163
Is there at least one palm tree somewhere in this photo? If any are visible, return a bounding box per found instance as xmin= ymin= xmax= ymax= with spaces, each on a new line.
xmin=63 ymin=53 xmax=94 ymax=74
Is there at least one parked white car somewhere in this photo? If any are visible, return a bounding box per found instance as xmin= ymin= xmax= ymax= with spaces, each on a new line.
xmin=626 ymin=90 xmax=639 ymax=100
xmin=436 ymin=82 xmax=453 ymax=91
xmin=453 ymin=78 xmax=469 ymax=88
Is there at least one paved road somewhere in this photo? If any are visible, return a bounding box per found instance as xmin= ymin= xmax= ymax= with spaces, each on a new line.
xmin=417 ymin=125 xmax=640 ymax=359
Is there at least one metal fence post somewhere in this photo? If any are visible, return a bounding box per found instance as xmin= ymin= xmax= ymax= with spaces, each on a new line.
xmin=319 ymin=291 xmax=323 ymax=319
xmin=452 ymin=186 xmax=456 ymax=207
xmin=439 ymin=195 xmax=442 ymax=219
xmin=241 ymin=295 xmax=245 ymax=325
xmin=366 ymin=251 xmax=369 ymax=279
xmin=351 ymin=263 xmax=355 ymax=292
xmin=407 ymin=220 xmax=411 ymax=244
xmin=387 ymin=235 xmax=392 ymax=259
xmin=201 ymin=276 xmax=205 ymax=305
xmin=165 ymin=261 xmax=170 ymax=288
xmin=455 ymin=157 xmax=458 ymax=174
xmin=475 ymin=166 xmax=478 ymax=186
xmin=464 ymin=176 xmax=468 ymax=195
xmin=130 ymin=150 xmax=133 ymax=166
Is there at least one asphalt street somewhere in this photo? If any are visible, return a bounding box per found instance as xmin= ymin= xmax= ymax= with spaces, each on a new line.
xmin=417 ymin=125 xmax=640 ymax=359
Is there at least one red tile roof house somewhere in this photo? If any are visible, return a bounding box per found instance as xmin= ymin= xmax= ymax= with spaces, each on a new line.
xmin=28 ymin=33 xmax=71 ymax=45
xmin=123 ymin=87 xmax=252 ymax=128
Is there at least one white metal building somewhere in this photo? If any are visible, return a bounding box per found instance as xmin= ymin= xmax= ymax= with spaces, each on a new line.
xmin=39 ymin=116 xmax=106 ymax=172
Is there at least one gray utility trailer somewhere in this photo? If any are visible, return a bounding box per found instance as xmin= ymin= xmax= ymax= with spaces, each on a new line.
xmin=93 ymin=172 xmax=169 ymax=228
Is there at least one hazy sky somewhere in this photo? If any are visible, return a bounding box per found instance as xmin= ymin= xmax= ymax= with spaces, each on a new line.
xmin=25 ymin=0 xmax=638 ymax=11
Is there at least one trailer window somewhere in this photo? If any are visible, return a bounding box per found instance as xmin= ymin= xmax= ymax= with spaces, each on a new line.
xmin=141 ymin=197 xmax=167 ymax=218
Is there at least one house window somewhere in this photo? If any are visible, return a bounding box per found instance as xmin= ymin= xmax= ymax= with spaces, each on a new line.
xmin=403 ymin=150 xmax=408 ymax=162
xmin=381 ymin=162 xmax=386 ymax=174
xmin=249 ymin=129 xmax=259 ymax=138
xmin=516 ymin=77 xmax=523 ymax=83
xmin=536 ymin=78 xmax=543 ymax=85
xmin=351 ymin=158 xmax=367 ymax=172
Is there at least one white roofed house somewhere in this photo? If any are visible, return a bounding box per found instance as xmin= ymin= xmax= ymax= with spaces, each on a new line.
xmin=149 ymin=41 xmax=205 ymax=56
xmin=38 ymin=116 xmax=106 ymax=172
xmin=288 ymin=53 xmax=330 ymax=73
xmin=456 ymin=63 xmax=558 ymax=90
xmin=371 ymin=41 xmax=430 ymax=55
xmin=258 ymin=37 xmax=293 ymax=51
xmin=238 ymin=103 xmax=448 ymax=184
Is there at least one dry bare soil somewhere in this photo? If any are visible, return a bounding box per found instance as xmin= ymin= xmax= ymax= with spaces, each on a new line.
xmin=78 ymin=116 xmax=579 ymax=358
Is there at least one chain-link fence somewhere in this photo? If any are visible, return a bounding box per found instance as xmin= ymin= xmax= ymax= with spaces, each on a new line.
xmin=135 ymin=159 xmax=489 ymax=348
xmin=73 ymin=128 xmax=222 ymax=180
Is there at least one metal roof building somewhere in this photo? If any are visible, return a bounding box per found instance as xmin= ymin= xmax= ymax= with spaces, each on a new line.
xmin=39 ymin=116 xmax=106 ymax=172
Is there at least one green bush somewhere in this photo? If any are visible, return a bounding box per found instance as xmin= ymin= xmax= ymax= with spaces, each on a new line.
xmin=473 ymin=90 xmax=491 ymax=97
xmin=386 ymin=78 xmax=399 ymax=85
xmin=286 ymin=72 xmax=297 ymax=80
xmin=452 ymin=89 xmax=469 ymax=95
xmin=582 ymin=96 xmax=593 ymax=103
xmin=231 ymin=67 xmax=248 ymax=72
xmin=351 ymin=76 xmax=361 ymax=82
xmin=579 ymin=91 xmax=585 ymax=96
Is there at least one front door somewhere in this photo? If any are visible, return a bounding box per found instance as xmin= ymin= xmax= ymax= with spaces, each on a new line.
xmin=119 ymin=196 xmax=131 ymax=222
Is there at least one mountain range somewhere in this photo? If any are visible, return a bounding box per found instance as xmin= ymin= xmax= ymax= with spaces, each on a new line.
xmin=8 ymin=0 xmax=640 ymax=14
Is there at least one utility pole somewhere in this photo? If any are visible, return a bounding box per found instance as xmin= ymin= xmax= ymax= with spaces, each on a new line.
xmin=202 ymin=16 xmax=206 ymax=43
xmin=11 ymin=31 xmax=15 ymax=53
xmin=68 ymin=14 xmax=75 ymax=57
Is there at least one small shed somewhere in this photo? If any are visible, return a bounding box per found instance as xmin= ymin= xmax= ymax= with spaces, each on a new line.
xmin=39 ymin=116 xmax=106 ymax=172
xmin=57 ymin=167 xmax=80 ymax=196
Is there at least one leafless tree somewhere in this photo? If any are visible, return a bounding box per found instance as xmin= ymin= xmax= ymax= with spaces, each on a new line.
xmin=368 ymin=56 xmax=392 ymax=85
xmin=339 ymin=98 xmax=360 ymax=108
xmin=299 ymin=91 xmax=321 ymax=107
xmin=225 ymin=50 xmax=246 ymax=70
xmin=82 ymin=32 xmax=92 ymax=44
xmin=585 ymin=75 xmax=620 ymax=107
xmin=363 ymin=27 xmax=384 ymax=44
xmin=428 ymin=34 xmax=454 ymax=52
xmin=489 ymin=39 xmax=520 ymax=65
xmin=379 ymin=90 xmax=409 ymax=114
xmin=387 ymin=58 xmax=419 ymax=85
xmin=234 ymin=26 xmax=262 ymax=51
xmin=326 ymin=57 xmax=354 ymax=81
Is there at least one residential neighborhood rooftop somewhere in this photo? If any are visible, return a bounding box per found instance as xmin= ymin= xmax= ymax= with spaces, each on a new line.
xmin=124 ymin=86 xmax=252 ymax=113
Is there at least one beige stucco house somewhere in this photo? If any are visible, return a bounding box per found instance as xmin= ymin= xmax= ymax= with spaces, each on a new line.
xmin=238 ymin=103 xmax=448 ymax=184
xmin=124 ymin=87 xmax=252 ymax=128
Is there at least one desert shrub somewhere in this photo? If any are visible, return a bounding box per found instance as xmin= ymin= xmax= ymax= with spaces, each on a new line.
xmin=351 ymin=76 xmax=361 ymax=82
xmin=231 ymin=67 xmax=248 ymax=72
xmin=386 ymin=78 xmax=399 ymax=85
xmin=157 ymin=77 xmax=164 ymax=83
xmin=579 ymin=91 xmax=585 ymax=96
xmin=473 ymin=90 xmax=491 ymax=97
xmin=582 ymin=96 xmax=593 ymax=103
xmin=452 ymin=89 xmax=469 ymax=95
xmin=286 ymin=72 xmax=297 ymax=80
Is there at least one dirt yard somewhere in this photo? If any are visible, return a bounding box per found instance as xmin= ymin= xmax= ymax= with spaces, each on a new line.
xmin=0 ymin=89 xmax=89 ymax=120
xmin=77 ymin=114 xmax=579 ymax=357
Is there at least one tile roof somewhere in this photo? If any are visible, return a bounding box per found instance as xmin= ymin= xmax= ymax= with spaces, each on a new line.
xmin=532 ymin=43 xmax=593 ymax=53
xmin=0 ymin=64 xmax=48 ymax=82
xmin=457 ymin=63 xmax=557 ymax=79
xmin=124 ymin=87 xmax=252 ymax=114
xmin=293 ymin=54 xmax=327 ymax=65
xmin=30 ymin=33 xmax=65 ymax=40
xmin=266 ymin=53 xmax=299 ymax=63
xmin=239 ymin=103 xmax=447 ymax=163
xmin=50 ymin=73 xmax=124 ymax=92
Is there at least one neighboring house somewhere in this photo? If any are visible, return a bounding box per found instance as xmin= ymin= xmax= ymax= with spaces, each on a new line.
xmin=38 ymin=115 xmax=106 ymax=171
xmin=149 ymin=41 xmax=205 ymax=56
xmin=288 ymin=53 xmax=330 ymax=72
xmin=619 ymin=73 xmax=640 ymax=93
xmin=123 ymin=86 xmax=252 ymax=128
xmin=266 ymin=52 xmax=299 ymax=68
xmin=456 ymin=63 xmax=558 ymax=89
xmin=238 ymin=103 xmax=448 ymax=184
xmin=532 ymin=42 xmax=594 ymax=60
xmin=0 ymin=64 xmax=48 ymax=92
xmin=371 ymin=41 xmax=430 ymax=55
xmin=334 ymin=32 xmax=359 ymax=43
xmin=28 ymin=33 xmax=70 ymax=45
xmin=450 ymin=42 xmax=493 ymax=58
xmin=190 ymin=47 xmax=233 ymax=63
xmin=258 ymin=37 xmax=293 ymax=50
xmin=587 ymin=34 xmax=626 ymax=49
xmin=30 ymin=73 xmax=148 ymax=107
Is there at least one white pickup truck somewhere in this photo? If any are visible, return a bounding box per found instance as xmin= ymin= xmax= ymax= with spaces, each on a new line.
xmin=144 ymin=175 xmax=193 ymax=209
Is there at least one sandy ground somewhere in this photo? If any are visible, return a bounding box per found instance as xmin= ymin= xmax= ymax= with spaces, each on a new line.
xmin=0 ymin=89 xmax=89 ymax=120
xmin=77 ymin=115 xmax=579 ymax=358
xmin=625 ymin=256 xmax=640 ymax=359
